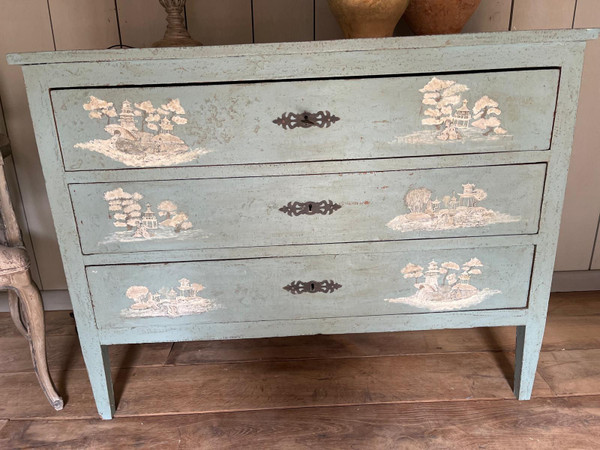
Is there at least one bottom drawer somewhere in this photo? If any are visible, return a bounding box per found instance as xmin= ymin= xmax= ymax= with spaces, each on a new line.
xmin=87 ymin=244 xmax=534 ymax=330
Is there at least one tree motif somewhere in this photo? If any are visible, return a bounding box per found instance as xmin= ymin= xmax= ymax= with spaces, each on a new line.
xmin=191 ymin=283 xmax=204 ymax=296
xmin=158 ymin=200 xmax=177 ymax=219
xmin=405 ymin=188 xmax=432 ymax=214
xmin=83 ymin=96 xmax=117 ymax=124
xmin=472 ymin=96 xmax=507 ymax=136
xmin=126 ymin=285 xmax=149 ymax=304
xmin=104 ymin=188 xmax=143 ymax=230
xmin=134 ymin=100 xmax=156 ymax=132
xmin=459 ymin=257 xmax=484 ymax=285
xmin=419 ymin=77 xmax=469 ymax=139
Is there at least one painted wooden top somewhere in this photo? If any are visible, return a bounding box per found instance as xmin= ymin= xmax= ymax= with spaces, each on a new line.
xmin=7 ymin=29 xmax=599 ymax=66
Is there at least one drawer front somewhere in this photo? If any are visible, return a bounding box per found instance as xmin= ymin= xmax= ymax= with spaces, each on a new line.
xmin=52 ymin=69 xmax=558 ymax=171
xmin=71 ymin=164 xmax=545 ymax=255
xmin=87 ymin=244 xmax=534 ymax=330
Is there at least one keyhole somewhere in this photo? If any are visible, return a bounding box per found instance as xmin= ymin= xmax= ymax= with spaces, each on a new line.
xmin=308 ymin=203 xmax=313 ymax=212
xmin=304 ymin=114 xmax=309 ymax=120
xmin=310 ymin=283 xmax=315 ymax=291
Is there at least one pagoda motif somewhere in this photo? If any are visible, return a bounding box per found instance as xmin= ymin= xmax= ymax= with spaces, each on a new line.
xmin=394 ymin=77 xmax=510 ymax=144
xmin=76 ymin=96 xmax=210 ymax=167
xmin=102 ymin=187 xmax=196 ymax=243
xmin=121 ymin=278 xmax=221 ymax=318
xmin=386 ymin=257 xmax=501 ymax=311
xmin=141 ymin=203 xmax=158 ymax=229
xmin=453 ymin=99 xmax=471 ymax=128
xmin=387 ymin=183 xmax=520 ymax=232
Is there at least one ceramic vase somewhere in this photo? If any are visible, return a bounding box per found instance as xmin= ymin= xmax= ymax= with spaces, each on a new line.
xmin=327 ymin=0 xmax=411 ymax=39
xmin=404 ymin=0 xmax=482 ymax=35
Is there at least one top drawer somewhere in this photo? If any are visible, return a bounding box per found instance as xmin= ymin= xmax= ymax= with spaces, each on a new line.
xmin=51 ymin=69 xmax=559 ymax=171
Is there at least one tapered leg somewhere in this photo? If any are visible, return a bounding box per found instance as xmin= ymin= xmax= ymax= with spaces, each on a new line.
xmin=8 ymin=290 xmax=27 ymax=337
xmin=514 ymin=323 xmax=545 ymax=400
xmin=11 ymin=271 xmax=64 ymax=410
xmin=79 ymin=343 xmax=116 ymax=419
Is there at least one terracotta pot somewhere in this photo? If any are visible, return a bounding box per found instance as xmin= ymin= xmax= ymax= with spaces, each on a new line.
xmin=404 ymin=0 xmax=482 ymax=35
xmin=328 ymin=0 xmax=411 ymax=39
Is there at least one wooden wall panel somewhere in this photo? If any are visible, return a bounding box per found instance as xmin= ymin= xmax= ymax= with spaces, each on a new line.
xmin=591 ymin=237 xmax=600 ymax=268
xmin=0 ymin=0 xmax=66 ymax=290
xmin=2 ymin=156 xmax=42 ymax=287
xmin=253 ymin=0 xmax=314 ymax=43
xmin=48 ymin=0 xmax=120 ymax=50
xmin=556 ymin=0 xmax=600 ymax=271
xmin=315 ymin=0 xmax=344 ymax=41
xmin=462 ymin=0 xmax=512 ymax=33
xmin=576 ymin=0 xmax=600 ymax=270
xmin=0 ymin=101 xmax=40 ymax=286
xmin=511 ymin=0 xmax=576 ymax=30
xmin=117 ymin=0 xmax=166 ymax=48
xmin=187 ymin=0 xmax=253 ymax=45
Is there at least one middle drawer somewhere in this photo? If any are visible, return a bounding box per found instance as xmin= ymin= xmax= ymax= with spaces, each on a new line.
xmin=70 ymin=164 xmax=545 ymax=255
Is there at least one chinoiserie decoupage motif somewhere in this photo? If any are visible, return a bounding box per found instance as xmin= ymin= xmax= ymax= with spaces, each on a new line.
xmin=75 ymin=96 xmax=210 ymax=167
xmin=122 ymin=278 xmax=221 ymax=318
xmin=386 ymin=258 xmax=501 ymax=311
xmin=394 ymin=77 xmax=511 ymax=144
xmin=102 ymin=187 xmax=206 ymax=244
xmin=387 ymin=183 xmax=520 ymax=232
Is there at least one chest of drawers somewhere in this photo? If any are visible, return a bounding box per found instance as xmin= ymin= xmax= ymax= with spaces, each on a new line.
xmin=9 ymin=29 xmax=597 ymax=419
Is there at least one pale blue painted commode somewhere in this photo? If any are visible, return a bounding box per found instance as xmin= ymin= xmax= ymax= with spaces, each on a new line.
xmin=8 ymin=29 xmax=598 ymax=419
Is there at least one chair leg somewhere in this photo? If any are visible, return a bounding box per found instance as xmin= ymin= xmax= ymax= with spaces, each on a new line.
xmin=12 ymin=271 xmax=64 ymax=411
xmin=8 ymin=290 xmax=28 ymax=337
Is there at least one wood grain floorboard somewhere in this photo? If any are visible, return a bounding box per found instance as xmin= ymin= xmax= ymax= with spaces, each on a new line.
xmin=1 ymin=313 xmax=596 ymax=374
xmin=165 ymin=313 xmax=600 ymax=365
xmin=1 ymin=396 xmax=599 ymax=450
xmin=0 ymin=311 xmax=76 ymax=338
xmin=547 ymin=291 xmax=600 ymax=316
xmin=0 ymin=351 xmax=552 ymax=420
xmin=0 ymin=335 xmax=172 ymax=373
xmin=115 ymin=351 xmax=553 ymax=417
xmin=538 ymin=349 xmax=600 ymax=396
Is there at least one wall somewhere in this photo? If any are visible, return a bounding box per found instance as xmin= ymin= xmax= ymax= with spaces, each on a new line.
xmin=0 ymin=0 xmax=598 ymax=308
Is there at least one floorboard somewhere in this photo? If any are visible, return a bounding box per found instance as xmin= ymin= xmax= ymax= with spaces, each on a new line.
xmin=1 ymin=396 xmax=599 ymax=449
xmin=538 ymin=349 xmax=600 ymax=396
xmin=0 ymin=336 xmax=172 ymax=373
xmin=0 ymin=351 xmax=553 ymax=419
xmin=165 ymin=313 xmax=600 ymax=365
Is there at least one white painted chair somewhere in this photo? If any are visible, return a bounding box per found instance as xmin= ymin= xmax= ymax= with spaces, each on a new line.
xmin=0 ymin=133 xmax=63 ymax=410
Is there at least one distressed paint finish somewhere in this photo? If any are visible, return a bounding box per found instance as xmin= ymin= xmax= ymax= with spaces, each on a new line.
xmin=9 ymin=30 xmax=596 ymax=418
xmin=51 ymin=69 xmax=558 ymax=171
xmin=69 ymin=164 xmax=546 ymax=254
xmin=86 ymin=245 xmax=534 ymax=330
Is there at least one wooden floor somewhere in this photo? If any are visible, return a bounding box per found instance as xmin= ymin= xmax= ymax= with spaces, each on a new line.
xmin=0 ymin=292 xmax=599 ymax=448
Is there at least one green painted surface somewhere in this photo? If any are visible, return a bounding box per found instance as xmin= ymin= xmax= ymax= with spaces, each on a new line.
xmin=70 ymin=164 xmax=545 ymax=254
xmin=51 ymin=70 xmax=558 ymax=170
xmin=10 ymin=29 xmax=596 ymax=418
xmin=87 ymin=244 xmax=534 ymax=331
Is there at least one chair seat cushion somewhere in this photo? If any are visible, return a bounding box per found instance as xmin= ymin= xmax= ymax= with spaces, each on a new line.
xmin=0 ymin=246 xmax=30 ymax=275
